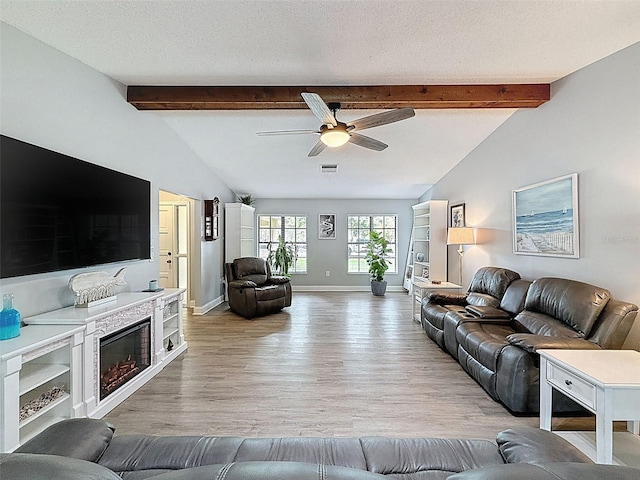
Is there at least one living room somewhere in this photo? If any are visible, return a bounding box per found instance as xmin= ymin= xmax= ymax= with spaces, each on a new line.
xmin=1 ymin=2 xmax=640 ymax=477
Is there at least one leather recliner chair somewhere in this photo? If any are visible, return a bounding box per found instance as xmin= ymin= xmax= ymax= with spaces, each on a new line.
xmin=225 ymin=257 xmax=292 ymax=319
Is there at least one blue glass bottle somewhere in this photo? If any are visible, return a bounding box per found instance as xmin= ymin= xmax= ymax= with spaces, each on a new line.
xmin=0 ymin=294 xmax=21 ymax=340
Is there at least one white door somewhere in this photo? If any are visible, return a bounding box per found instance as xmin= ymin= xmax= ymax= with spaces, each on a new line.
xmin=158 ymin=203 xmax=177 ymax=288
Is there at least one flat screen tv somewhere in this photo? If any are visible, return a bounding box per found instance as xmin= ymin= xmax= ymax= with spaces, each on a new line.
xmin=1 ymin=135 xmax=151 ymax=279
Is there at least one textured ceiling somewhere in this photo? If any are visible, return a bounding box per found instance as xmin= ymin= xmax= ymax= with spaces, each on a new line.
xmin=2 ymin=1 xmax=639 ymax=198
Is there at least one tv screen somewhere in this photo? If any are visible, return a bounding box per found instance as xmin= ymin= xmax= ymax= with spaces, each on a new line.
xmin=1 ymin=135 xmax=151 ymax=279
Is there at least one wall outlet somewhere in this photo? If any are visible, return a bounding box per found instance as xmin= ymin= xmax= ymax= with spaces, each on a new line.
xmin=325 ymin=270 xmax=330 ymax=277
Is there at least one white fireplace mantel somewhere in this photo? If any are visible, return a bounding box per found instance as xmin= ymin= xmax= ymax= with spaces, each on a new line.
xmin=24 ymin=290 xmax=185 ymax=419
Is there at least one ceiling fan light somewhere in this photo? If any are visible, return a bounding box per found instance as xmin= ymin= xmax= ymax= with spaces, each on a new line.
xmin=320 ymin=129 xmax=350 ymax=148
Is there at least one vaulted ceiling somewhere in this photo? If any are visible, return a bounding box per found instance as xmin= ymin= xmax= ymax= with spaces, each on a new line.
xmin=2 ymin=1 xmax=639 ymax=198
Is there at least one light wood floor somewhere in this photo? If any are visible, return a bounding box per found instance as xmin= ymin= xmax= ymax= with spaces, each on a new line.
xmin=104 ymin=292 xmax=593 ymax=440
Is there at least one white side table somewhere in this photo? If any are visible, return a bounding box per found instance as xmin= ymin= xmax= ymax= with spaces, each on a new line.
xmin=539 ymin=349 xmax=640 ymax=464
xmin=411 ymin=279 xmax=462 ymax=323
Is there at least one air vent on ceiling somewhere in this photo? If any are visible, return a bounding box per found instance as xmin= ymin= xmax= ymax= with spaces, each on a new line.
xmin=320 ymin=164 xmax=338 ymax=173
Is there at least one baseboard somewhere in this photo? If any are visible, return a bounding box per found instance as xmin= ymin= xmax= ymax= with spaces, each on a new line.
xmin=192 ymin=295 xmax=225 ymax=315
xmin=293 ymin=285 xmax=408 ymax=292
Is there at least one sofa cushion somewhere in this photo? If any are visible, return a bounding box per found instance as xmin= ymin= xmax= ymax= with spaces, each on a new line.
xmin=513 ymin=311 xmax=584 ymax=338
xmin=0 ymin=453 xmax=121 ymax=480
xmin=468 ymin=267 xmax=521 ymax=300
xmin=466 ymin=293 xmax=500 ymax=308
xmin=234 ymin=257 xmax=269 ymax=284
xmin=360 ymin=437 xmax=504 ymax=477
xmin=146 ymin=462 xmax=387 ymax=480
xmin=507 ymin=334 xmax=601 ymax=353
xmin=524 ymin=278 xmax=610 ymax=336
xmin=447 ymin=463 xmax=639 ymax=480
xmin=498 ymin=279 xmax=531 ymax=316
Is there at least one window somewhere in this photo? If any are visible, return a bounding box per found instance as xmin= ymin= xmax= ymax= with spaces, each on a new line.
xmin=347 ymin=215 xmax=397 ymax=274
xmin=258 ymin=215 xmax=307 ymax=273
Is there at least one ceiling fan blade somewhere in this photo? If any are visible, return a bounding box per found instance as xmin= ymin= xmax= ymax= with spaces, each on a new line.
xmin=308 ymin=140 xmax=328 ymax=157
xmin=301 ymin=92 xmax=337 ymax=126
xmin=347 ymin=107 xmax=415 ymax=131
xmin=348 ymin=133 xmax=388 ymax=151
xmin=257 ymin=129 xmax=319 ymax=136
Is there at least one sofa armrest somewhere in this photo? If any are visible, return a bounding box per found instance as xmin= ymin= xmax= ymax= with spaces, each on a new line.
xmin=465 ymin=305 xmax=511 ymax=319
xmin=268 ymin=275 xmax=291 ymax=285
xmin=15 ymin=418 xmax=115 ymax=462
xmin=507 ymin=334 xmax=601 ymax=354
xmin=425 ymin=291 xmax=467 ymax=305
xmin=228 ymin=280 xmax=258 ymax=289
xmin=496 ymin=427 xmax=592 ymax=464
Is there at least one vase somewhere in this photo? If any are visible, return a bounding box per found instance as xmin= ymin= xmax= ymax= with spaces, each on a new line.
xmin=0 ymin=293 xmax=21 ymax=340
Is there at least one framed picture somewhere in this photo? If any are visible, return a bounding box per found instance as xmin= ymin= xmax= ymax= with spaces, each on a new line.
xmin=512 ymin=173 xmax=579 ymax=258
xmin=450 ymin=203 xmax=465 ymax=227
xmin=318 ymin=214 xmax=336 ymax=239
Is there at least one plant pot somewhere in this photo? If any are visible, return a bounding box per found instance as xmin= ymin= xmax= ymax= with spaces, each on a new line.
xmin=371 ymin=280 xmax=387 ymax=296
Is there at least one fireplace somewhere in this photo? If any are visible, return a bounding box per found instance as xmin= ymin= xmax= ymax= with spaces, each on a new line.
xmin=99 ymin=318 xmax=151 ymax=400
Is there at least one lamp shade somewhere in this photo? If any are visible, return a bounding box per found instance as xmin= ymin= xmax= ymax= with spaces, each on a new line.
xmin=447 ymin=227 xmax=476 ymax=245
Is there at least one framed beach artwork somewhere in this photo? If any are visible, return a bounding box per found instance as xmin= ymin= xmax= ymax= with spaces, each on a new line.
xmin=512 ymin=173 xmax=579 ymax=258
xmin=318 ymin=214 xmax=336 ymax=239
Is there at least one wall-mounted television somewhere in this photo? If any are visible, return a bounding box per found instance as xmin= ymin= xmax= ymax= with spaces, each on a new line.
xmin=1 ymin=135 xmax=151 ymax=279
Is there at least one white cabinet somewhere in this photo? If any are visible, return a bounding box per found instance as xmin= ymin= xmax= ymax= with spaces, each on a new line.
xmin=1 ymin=324 xmax=84 ymax=452
xmin=225 ymin=203 xmax=255 ymax=261
xmin=160 ymin=288 xmax=187 ymax=363
xmin=406 ymin=200 xmax=448 ymax=289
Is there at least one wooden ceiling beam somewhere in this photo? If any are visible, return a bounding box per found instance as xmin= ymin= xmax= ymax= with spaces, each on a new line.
xmin=127 ymin=84 xmax=550 ymax=110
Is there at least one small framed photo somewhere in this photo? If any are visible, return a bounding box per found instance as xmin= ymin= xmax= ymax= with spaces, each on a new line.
xmin=450 ymin=203 xmax=465 ymax=227
xmin=319 ymin=214 xmax=336 ymax=239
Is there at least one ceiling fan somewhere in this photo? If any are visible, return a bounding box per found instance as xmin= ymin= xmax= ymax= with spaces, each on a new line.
xmin=257 ymin=92 xmax=415 ymax=157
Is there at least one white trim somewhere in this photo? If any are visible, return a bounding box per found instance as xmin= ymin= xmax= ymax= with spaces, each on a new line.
xmin=192 ymin=295 xmax=225 ymax=315
xmin=292 ymin=285 xmax=407 ymax=292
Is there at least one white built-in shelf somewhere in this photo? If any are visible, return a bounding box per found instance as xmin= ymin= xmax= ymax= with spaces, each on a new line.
xmin=19 ymin=393 xmax=69 ymax=428
xmin=19 ymin=364 xmax=69 ymax=396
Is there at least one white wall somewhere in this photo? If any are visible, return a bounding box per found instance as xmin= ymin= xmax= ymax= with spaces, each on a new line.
xmin=254 ymin=198 xmax=415 ymax=289
xmin=421 ymin=42 xmax=640 ymax=349
xmin=0 ymin=23 xmax=235 ymax=317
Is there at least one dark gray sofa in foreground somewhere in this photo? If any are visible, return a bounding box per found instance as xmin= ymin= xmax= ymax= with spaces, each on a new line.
xmin=2 ymin=418 xmax=639 ymax=479
xmin=422 ymin=267 xmax=639 ymax=413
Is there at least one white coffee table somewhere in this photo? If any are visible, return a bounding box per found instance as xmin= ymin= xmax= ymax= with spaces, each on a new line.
xmin=539 ymin=349 xmax=640 ymax=464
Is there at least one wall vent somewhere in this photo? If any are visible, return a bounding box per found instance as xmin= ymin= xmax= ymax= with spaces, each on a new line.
xmin=320 ymin=164 xmax=338 ymax=173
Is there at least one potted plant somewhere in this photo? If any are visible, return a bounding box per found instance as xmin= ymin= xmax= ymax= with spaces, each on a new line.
xmin=365 ymin=231 xmax=391 ymax=296
xmin=237 ymin=194 xmax=255 ymax=206
xmin=267 ymin=235 xmax=295 ymax=276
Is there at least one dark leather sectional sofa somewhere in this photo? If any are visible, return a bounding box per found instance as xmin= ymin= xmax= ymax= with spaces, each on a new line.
xmin=421 ymin=267 xmax=639 ymax=413
xmin=3 ymin=418 xmax=639 ymax=479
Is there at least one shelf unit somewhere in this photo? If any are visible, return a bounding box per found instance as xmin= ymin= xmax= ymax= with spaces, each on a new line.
xmin=225 ymin=203 xmax=256 ymax=262
xmin=404 ymin=200 xmax=448 ymax=292
xmin=160 ymin=288 xmax=187 ymax=363
xmin=1 ymin=324 xmax=84 ymax=452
